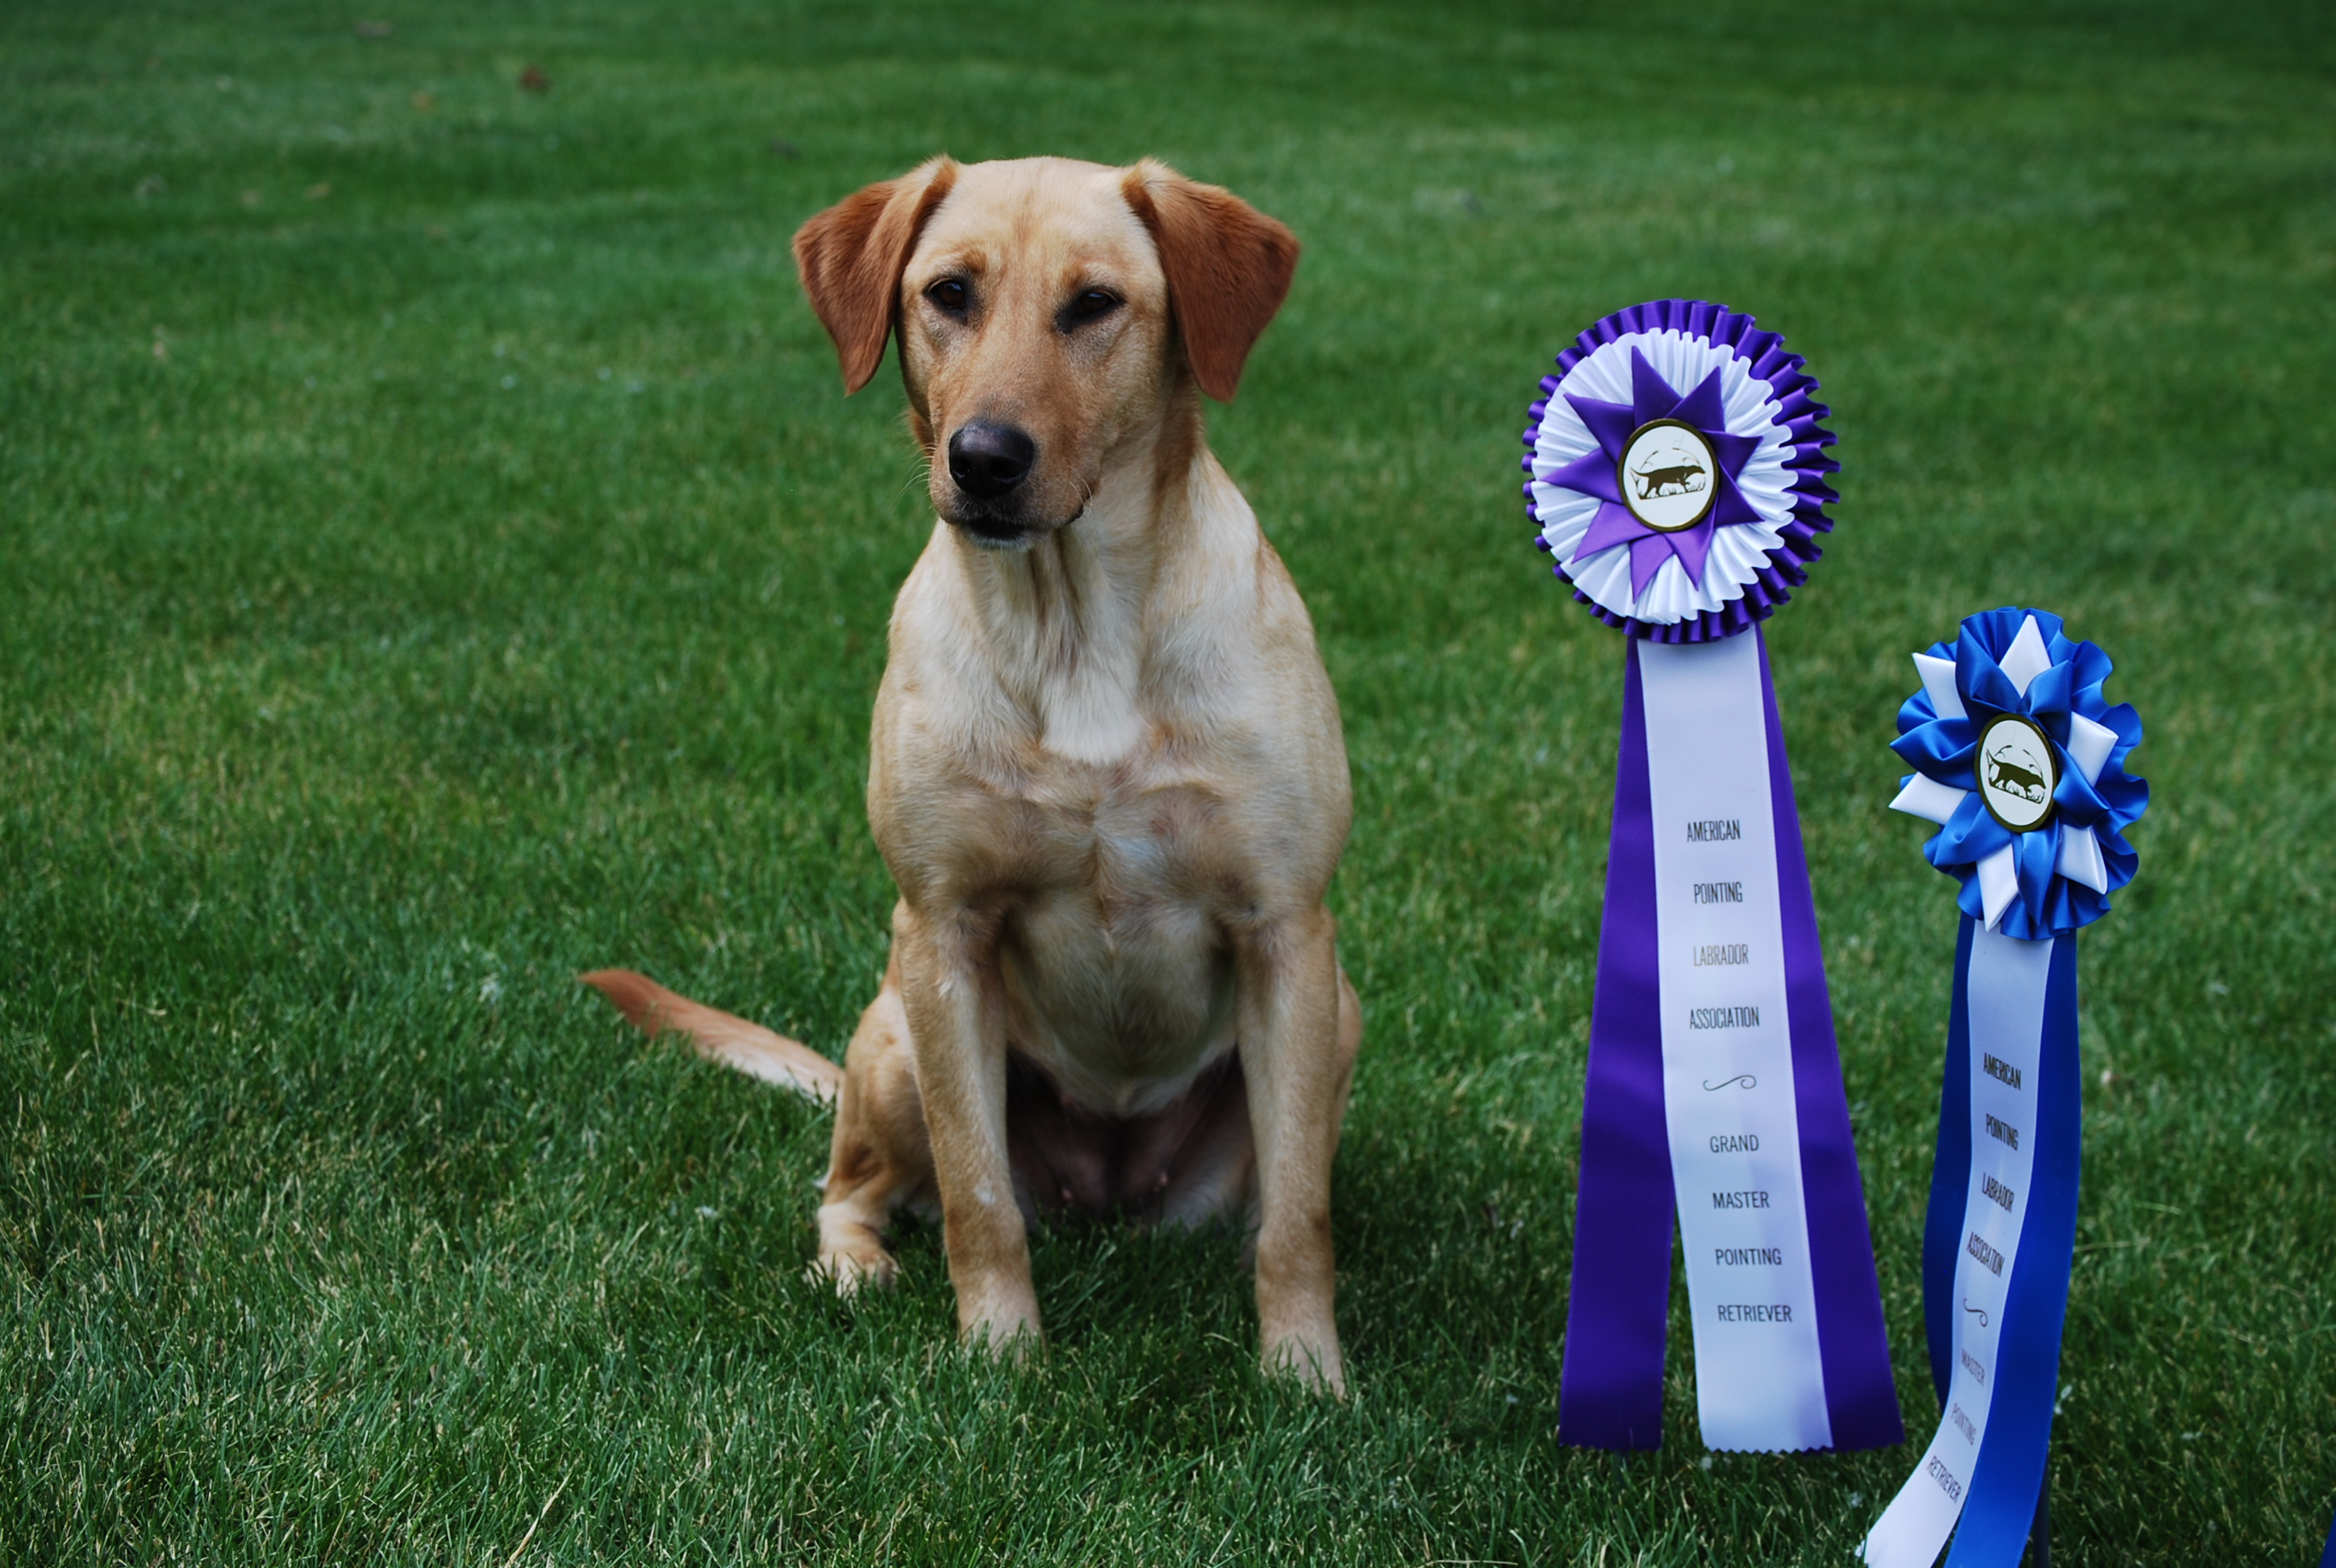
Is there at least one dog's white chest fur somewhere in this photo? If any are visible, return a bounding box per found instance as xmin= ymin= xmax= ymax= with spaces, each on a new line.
xmin=1033 ymin=642 xmax=1147 ymax=766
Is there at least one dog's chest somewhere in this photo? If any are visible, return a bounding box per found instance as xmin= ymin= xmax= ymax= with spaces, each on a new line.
xmin=1020 ymin=749 xmax=1245 ymax=920
xmin=994 ymin=756 xmax=1250 ymax=1103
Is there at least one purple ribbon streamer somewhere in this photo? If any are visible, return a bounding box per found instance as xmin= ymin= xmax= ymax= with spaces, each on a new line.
xmin=1558 ymin=631 xmax=1901 ymax=1450
xmin=1558 ymin=639 xmax=1673 ymax=1449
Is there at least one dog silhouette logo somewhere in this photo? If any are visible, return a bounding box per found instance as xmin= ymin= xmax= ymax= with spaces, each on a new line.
xmin=1976 ymin=715 xmax=2057 ymax=832
xmin=1985 ymin=746 xmax=2048 ymax=804
xmin=1617 ymin=420 xmax=1718 ymax=532
xmin=1631 ymin=453 xmax=1708 ymax=500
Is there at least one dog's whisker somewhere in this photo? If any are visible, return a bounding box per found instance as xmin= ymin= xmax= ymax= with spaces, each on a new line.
xmin=891 ymin=453 xmax=936 ymax=506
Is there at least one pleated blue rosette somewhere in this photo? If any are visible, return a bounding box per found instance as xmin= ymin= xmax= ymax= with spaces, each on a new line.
xmin=1888 ymin=607 xmax=2148 ymax=939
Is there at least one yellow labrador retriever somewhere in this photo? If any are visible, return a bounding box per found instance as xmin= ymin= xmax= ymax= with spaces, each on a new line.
xmin=586 ymin=156 xmax=1361 ymax=1392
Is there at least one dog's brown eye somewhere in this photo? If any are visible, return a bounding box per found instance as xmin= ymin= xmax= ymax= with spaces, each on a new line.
xmin=925 ymin=277 xmax=970 ymax=315
xmin=1062 ymin=289 xmax=1122 ymax=327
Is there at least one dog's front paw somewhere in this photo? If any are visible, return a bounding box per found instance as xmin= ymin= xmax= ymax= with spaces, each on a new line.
xmin=957 ymin=1288 xmax=1045 ymax=1363
xmin=1262 ymin=1328 xmax=1347 ymax=1399
xmin=810 ymin=1245 xmax=897 ymax=1296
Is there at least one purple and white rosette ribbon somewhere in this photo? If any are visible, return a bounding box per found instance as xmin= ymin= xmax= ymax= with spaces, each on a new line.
xmin=1532 ymin=302 xmax=1900 ymax=1454
xmin=1522 ymin=298 xmax=1837 ymax=644
xmin=1863 ymin=609 xmax=2147 ymax=1567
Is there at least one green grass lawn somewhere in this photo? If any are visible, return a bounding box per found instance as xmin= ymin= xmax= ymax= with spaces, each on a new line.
xmin=4 ymin=0 xmax=2333 ymax=1561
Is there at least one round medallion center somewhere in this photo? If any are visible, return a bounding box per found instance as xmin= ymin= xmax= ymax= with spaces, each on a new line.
xmin=1976 ymin=714 xmax=2059 ymax=832
xmin=1617 ymin=419 xmax=1719 ymax=533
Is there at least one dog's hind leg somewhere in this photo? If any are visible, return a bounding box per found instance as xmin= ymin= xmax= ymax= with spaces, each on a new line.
xmin=580 ymin=962 xmax=933 ymax=1292
xmin=816 ymin=958 xmax=936 ymax=1292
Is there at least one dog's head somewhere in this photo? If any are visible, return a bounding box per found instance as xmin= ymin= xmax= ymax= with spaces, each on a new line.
xmin=793 ymin=156 xmax=1298 ymax=548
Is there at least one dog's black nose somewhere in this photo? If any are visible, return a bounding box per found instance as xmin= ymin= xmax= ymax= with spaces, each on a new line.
xmin=947 ymin=422 xmax=1036 ymax=500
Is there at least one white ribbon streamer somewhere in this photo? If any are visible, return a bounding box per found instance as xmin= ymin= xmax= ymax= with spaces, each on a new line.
xmin=1640 ymin=635 xmax=1833 ymax=1452
xmin=1858 ymin=928 xmax=2052 ymax=1566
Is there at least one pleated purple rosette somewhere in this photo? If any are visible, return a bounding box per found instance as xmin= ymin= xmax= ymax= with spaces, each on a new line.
xmin=1528 ymin=301 xmax=1900 ymax=1454
xmin=1521 ymin=298 xmax=1838 ymax=644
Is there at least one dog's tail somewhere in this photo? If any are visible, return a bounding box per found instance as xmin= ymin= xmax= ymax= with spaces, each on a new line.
xmin=579 ymin=970 xmax=843 ymax=1105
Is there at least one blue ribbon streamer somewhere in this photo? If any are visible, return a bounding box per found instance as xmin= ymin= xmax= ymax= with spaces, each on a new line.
xmin=1926 ymin=921 xmax=2083 ymax=1566
xmin=1872 ymin=608 xmax=2144 ymax=1567
xmin=1922 ymin=918 xmax=1977 ymax=1406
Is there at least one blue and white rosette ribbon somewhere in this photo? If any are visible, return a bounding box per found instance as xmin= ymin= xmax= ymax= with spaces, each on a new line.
xmin=1526 ymin=301 xmax=1901 ymax=1453
xmin=1862 ymin=608 xmax=2147 ymax=1567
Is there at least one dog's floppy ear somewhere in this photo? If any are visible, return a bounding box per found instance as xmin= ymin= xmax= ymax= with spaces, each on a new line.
xmin=1121 ymin=160 xmax=1299 ymax=402
xmin=792 ymin=156 xmax=960 ymax=394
